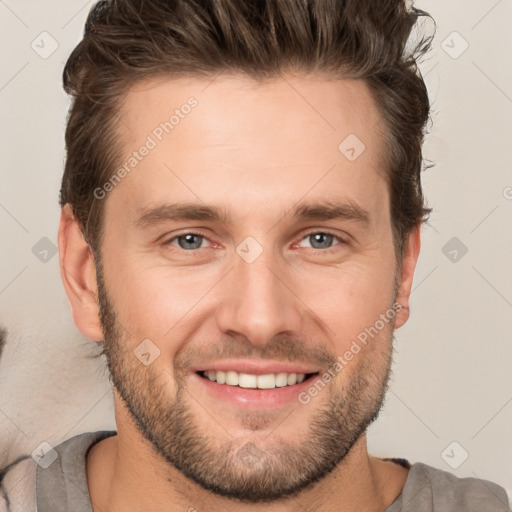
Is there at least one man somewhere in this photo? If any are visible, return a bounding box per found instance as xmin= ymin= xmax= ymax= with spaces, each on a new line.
xmin=1 ymin=0 xmax=510 ymax=510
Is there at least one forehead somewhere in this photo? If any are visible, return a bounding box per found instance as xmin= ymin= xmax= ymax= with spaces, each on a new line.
xmin=119 ymin=73 xmax=384 ymax=152
xmin=108 ymin=73 xmax=389 ymax=226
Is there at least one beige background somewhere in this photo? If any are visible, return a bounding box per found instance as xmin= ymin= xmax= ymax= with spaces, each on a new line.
xmin=0 ymin=0 xmax=511 ymax=496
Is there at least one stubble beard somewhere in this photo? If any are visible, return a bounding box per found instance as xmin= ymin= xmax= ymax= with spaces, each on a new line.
xmin=95 ymin=256 xmax=396 ymax=503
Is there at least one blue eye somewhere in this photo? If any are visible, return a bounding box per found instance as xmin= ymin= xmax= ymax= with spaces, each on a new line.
xmin=167 ymin=233 xmax=209 ymax=250
xmin=305 ymin=233 xmax=336 ymax=249
xmin=299 ymin=231 xmax=344 ymax=252
xmin=163 ymin=230 xmax=345 ymax=254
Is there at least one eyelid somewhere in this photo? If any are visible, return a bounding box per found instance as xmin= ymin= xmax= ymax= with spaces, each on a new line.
xmin=295 ymin=229 xmax=347 ymax=250
xmin=163 ymin=229 xmax=216 ymax=248
xmin=162 ymin=228 xmax=348 ymax=252
xmin=300 ymin=228 xmax=347 ymax=240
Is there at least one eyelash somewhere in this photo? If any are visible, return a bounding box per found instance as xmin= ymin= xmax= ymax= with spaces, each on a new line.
xmin=162 ymin=229 xmax=347 ymax=255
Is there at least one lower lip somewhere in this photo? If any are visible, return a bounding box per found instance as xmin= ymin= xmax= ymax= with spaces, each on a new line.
xmin=189 ymin=372 xmax=318 ymax=408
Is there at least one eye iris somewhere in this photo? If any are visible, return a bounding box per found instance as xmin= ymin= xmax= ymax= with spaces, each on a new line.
xmin=178 ymin=234 xmax=203 ymax=250
xmin=310 ymin=233 xmax=333 ymax=249
xmin=174 ymin=233 xmax=336 ymax=250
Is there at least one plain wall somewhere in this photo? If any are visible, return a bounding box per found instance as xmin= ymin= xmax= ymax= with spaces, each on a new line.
xmin=0 ymin=0 xmax=511 ymax=494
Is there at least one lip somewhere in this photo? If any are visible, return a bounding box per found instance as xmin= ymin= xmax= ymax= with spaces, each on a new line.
xmin=189 ymin=359 xmax=321 ymax=376
xmin=189 ymin=367 xmax=321 ymax=409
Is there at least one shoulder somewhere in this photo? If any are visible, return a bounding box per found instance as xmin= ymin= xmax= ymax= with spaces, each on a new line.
xmin=0 ymin=430 xmax=116 ymax=512
xmin=0 ymin=455 xmax=37 ymax=512
xmin=401 ymin=462 xmax=511 ymax=512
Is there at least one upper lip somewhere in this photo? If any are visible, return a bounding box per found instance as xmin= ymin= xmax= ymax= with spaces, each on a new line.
xmin=190 ymin=360 xmax=321 ymax=376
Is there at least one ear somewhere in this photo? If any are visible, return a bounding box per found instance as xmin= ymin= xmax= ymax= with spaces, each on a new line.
xmin=58 ymin=204 xmax=104 ymax=342
xmin=393 ymin=225 xmax=421 ymax=330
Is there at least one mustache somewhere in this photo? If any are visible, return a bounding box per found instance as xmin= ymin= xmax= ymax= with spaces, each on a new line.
xmin=173 ymin=334 xmax=338 ymax=377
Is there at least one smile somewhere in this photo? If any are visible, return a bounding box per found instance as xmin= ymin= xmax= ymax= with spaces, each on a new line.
xmin=198 ymin=370 xmax=318 ymax=389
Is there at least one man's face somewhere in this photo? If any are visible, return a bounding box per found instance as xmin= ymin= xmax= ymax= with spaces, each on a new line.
xmin=96 ymin=74 xmax=405 ymax=502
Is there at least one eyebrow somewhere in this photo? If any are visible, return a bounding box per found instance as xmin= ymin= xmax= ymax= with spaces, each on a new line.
xmin=133 ymin=199 xmax=371 ymax=229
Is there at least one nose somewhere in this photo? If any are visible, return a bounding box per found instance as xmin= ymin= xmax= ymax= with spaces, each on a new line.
xmin=215 ymin=244 xmax=304 ymax=348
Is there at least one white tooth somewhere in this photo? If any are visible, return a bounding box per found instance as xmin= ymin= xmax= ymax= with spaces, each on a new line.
xmin=257 ymin=374 xmax=276 ymax=389
xmin=209 ymin=371 xmax=305 ymax=388
xmin=275 ymin=373 xmax=288 ymax=387
xmin=226 ymin=371 xmax=239 ymax=386
xmin=239 ymin=372 xmax=258 ymax=388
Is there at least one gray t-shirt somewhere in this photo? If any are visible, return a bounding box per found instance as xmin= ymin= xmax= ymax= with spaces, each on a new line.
xmin=0 ymin=430 xmax=510 ymax=511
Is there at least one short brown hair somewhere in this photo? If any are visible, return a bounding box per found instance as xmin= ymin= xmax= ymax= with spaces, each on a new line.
xmin=60 ymin=0 xmax=433 ymax=259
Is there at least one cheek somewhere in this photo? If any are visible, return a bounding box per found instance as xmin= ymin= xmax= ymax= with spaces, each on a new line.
xmin=102 ymin=233 xmax=396 ymax=353
xmin=294 ymin=258 xmax=397 ymax=345
xmin=103 ymin=255 xmax=217 ymax=340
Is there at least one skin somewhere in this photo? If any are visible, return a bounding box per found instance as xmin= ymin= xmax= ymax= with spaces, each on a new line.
xmin=59 ymin=73 xmax=421 ymax=512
